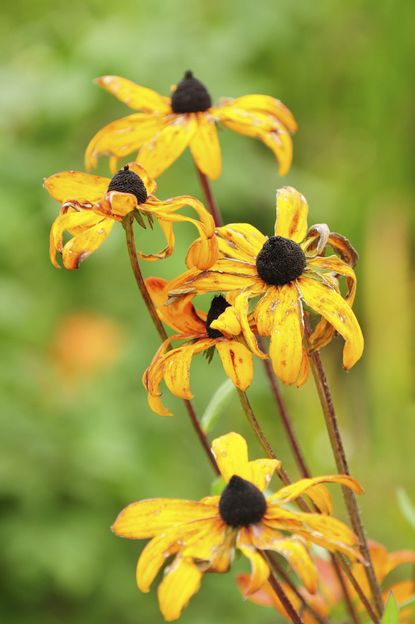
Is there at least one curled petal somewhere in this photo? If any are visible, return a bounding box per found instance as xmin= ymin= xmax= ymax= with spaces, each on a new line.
xmin=138 ymin=115 xmax=197 ymax=178
xmin=268 ymin=475 xmax=363 ymax=508
xmin=49 ymin=209 xmax=103 ymax=268
xmin=275 ymin=187 xmax=309 ymax=243
xmin=190 ymin=113 xmax=221 ymax=180
xmin=127 ymin=161 xmax=157 ymax=195
xmin=262 ymin=127 xmax=293 ymax=176
xmin=328 ymin=232 xmax=359 ymax=267
xmin=139 ymin=218 xmax=176 ymax=262
xmin=96 ymin=75 xmax=170 ymax=112
xmin=211 ymin=432 xmax=251 ymax=483
xmin=302 ymin=223 xmax=330 ymax=257
xmin=85 ymin=113 xmax=169 ymax=170
xmin=145 ymin=277 xmax=205 ymax=335
xmin=236 ymin=528 xmax=270 ymax=594
xmin=112 ymin=498 xmax=218 ymax=539
xmin=216 ymin=339 xmax=254 ymax=390
xmin=44 ymin=171 xmax=110 ymax=203
xmin=228 ymin=94 xmax=297 ymax=133
xmin=158 ymin=557 xmax=203 ymax=621
xmin=210 ymin=305 xmax=242 ymax=336
xmin=107 ymin=191 xmax=137 ymax=218
xmin=269 ymin=284 xmax=304 ymax=385
xmin=298 ymin=276 xmax=364 ymax=369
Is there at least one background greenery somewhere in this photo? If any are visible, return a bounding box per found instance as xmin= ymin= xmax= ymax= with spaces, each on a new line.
xmin=1 ymin=1 xmax=414 ymax=622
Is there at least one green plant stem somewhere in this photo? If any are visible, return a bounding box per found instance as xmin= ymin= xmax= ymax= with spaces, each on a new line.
xmin=123 ymin=215 xmax=219 ymax=475
xmin=304 ymin=315 xmax=383 ymax=620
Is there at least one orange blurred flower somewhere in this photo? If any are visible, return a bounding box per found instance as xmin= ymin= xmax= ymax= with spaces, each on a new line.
xmin=85 ymin=70 xmax=297 ymax=180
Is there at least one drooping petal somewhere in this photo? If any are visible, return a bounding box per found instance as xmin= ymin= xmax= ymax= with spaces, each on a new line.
xmin=327 ymin=232 xmax=359 ymax=267
xmin=96 ymin=75 xmax=171 ymax=112
xmin=139 ymin=218 xmax=176 ymax=262
xmin=262 ymin=126 xmax=293 ymax=176
xmin=44 ymin=171 xmax=110 ymax=203
xmin=228 ymin=94 xmax=298 ymax=133
xmin=274 ymin=186 xmax=308 ymax=243
xmin=59 ymin=216 xmax=114 ymax=269
xmin=301 ymin=223 xmax=330 ymax=257
xmin=163 ymin=339 xmax=214 ymax=400
xmin=268 ymin=475 xmax=363 ymax=507
xmin=210 ymin=305 xmax=242 ymax=337
xmin=145 ymin=277 xmax=205 ymax=335
xmin=233 ymin=292 xmax=267 ymax=359
xmin=190 ymin=113 xmax=221 ymax=180
xmin=49 ymin=209 xmax=103 ymax=268
xmin=158 ymin=557 xmax=203 ymax=621
xmin=298 ymin=276 xmax=364 ymax=369
xmin=112 ymin=498 xmax=218 ymax=539
xmin=269 ymin=284 xmax=304 ymax=385
xmin=216 ymin=339 xmax=254 ymax=390
xmin=85 ymin=113 xmax=169 ymax=170
xmin=236 ymin=528 xmax=270 ymax=594
xmin=250 ymin=525 xmax=317 ymax=594
xmin=138 ymin=115 xmax=197 ymax=178
xmin=211 ymin=432 xmax=251 ymax=483
xmin=255 ymin=288 xmax=278 ymax=336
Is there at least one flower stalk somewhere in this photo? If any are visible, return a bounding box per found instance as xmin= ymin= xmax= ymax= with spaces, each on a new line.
xmin=263 ymin=558 xmax=305 ymax=624
xmin=304 ymin=315 xmax=383 ymax=620
xmin=123 ymin=214 xmax=219 ymax=475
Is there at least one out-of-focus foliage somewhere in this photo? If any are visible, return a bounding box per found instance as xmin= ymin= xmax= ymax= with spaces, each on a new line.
xmin=0 ymin=1 xmax=414 ymax=623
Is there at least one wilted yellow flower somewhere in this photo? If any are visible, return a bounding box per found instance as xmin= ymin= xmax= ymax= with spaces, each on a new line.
xmin=44 ymin=162 xmax=217 ymax=270
xmin=85 ymin=70 xmax=297 ymax=180
xmin=167 ymin=186 xmax=364 ymax=385
xmin=112 ymin=432 xmax=362 ymax=621
xmin=143 ymin=278 xmax=261 ymax=416
xmin=238 ymin=541 xmax=415 ymax=624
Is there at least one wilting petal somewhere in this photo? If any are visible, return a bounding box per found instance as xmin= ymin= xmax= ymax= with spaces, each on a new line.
xmin=255 ymin=288 xmax=278 ymax=336
xmin=268 ymin=475 xmax=363 ymax=510
xmin=302 ymin=223 xmax=330 ymax=257
xmin=237 ymin=528 xmax=270 ymax=594
xmin=249 ymin=459 xmax=281 ymax=491
xmin=269 ymin=283 xmax=304 ymax=385
xmin=158 ymin=557 xmax=203 ymax=621
xmin=262 ymin=127 xmax=293 ymax=176
xmin=145 ymin=277 xmax=205 ymax=335
xmin=96 ymin=75 xmax=170 ymax=112
xmin=216 ymin=223 xmax=267 ymax=261
xmin=233 ymin=292 xmax=267 ymax=359
xmin=62 ymin=217 xmax=114 ymax=269
xmin=49 ymin=209 xmax=102 ymax=267
xmin=44 ymin=171 xmax=110 ymax=203
xmin=251 ymin=525 xmax=317 ymax=594
xmin=274 ymin=187 xmax=308 ymax=243
xmin=298 ymin=276 xmax=364 ymax=369
xmin=167 ymin=264 xmax=262 ymax=298
xmin=307 ymin=255 xmax=357 ymax=304
xmin=190 ymin=113 xmax=221 ymax=180
xmin=211 ymin=432 xmax=251 ymax=483
xmin=112 ymin=498 xmax=218 ymax=539
xmin=327 ymin=232 xmax=359 ymax=267
xmin=107 ymin=191 xmax=138 ymax=218
xmin=296 ymin=348 xmax=310 ymax=387
xmin=138 ymin=115 xmax=197 ymax=178
xmin=216 ymin=339 xmax=254 ymax=390
xmin=127 ymin=161 xmax=157 ymax=195
xmin=163 ymin=339 xmax=214 ymax=400
xmin=210 ymin=305 xmax=242 ymax=337
xmin=85 ymin=113 xmax=169 ymax=169
xmin=229 ymin=94 xmax=297 ymax=133
xmin=139 ymin=218 xmax=176 ymax=262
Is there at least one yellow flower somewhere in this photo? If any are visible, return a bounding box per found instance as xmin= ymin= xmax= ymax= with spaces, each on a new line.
xmin=166 ymin=186 xmax=364 ymax=385
xmin=142 ymin=277 xmax=261 ymax=416
xmin=238 ymin=541 xmax=415 ymax=624
xmin=112 ymin=432 xmax=363 ymax=621
xmin=44 ymin=162 xmax=217 ymax=270
xmin=85 ymin=71 xmax=297 ymax=180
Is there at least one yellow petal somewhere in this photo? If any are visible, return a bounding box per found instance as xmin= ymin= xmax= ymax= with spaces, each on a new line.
xmin=44 ymin=171 xmax=110 ymax=203
xmin=216 ymin=340 xmax=254 ymax=390
xmin=327 ymin=231 xmax=358 ymax=267
xmin=301 ymin=223 xmax=330 ymax=257
xmin=210 ymin=305 xmax=242 ymax=337
xmin=181 ymin=517 xmax=227 ymax=562
xmin=298 ymin=276 xmax=364 ymax=369
xmin=233 ymin=292 xmax=267 ymax=359
xmin=127 ymin=161 xmax=157 ymax=195
xmin=211 ymin=432 xmax=251 ymax=483
xmin=167 ymin=264 xmax=262 ymax=298
xmin=229 ymin=94 xmax=298 ymax=133
xmin=145 ymin=277 xmax=205 ymax=335
xmin=163 ymin=339 xmax=214 ymax=400
xmin=269 ymin=284 xmax=304 ymax=385
xmin=209 ymin=527 xmax=237 ymax=572
xmin=268 ymin=475 xmax=363 ymax=510
xmin=274 ymin=186 xmax=308 ymax=243
xmin=49 ymin=209 xmax=102 ymax=268
xmin=96 ymin=75 xmax=170 ymax=112
xmin=139 ymin=218 xmax=176 ymax=262
xmin=255 ymin=289 xmax=278 ymax=336
xmin=249 ymin=459 xmax=281 ymax=491
xmin=112 ymin=498 xmax=218 ymax=539
xmin=236 ymin=528 xmax=270 ymax=594
xmin=85 ymin=113 xmax=167 ymax=169
xmin=107 ymin=191 xmax=137 ymax=218
xmin=158 ymin=557 xmax=203 ymax=621
xmin=61 ymin=217 xmax=114 ymax=269
xmin=216 ymin=223 xmax=266 ymax=261
xmin=262 ymin=127 xmax=293 ymax=176
xmin=138 ymin=115 xmax=197 ymax=178
xmin=190 ymin=113 xmax=222 ymax=180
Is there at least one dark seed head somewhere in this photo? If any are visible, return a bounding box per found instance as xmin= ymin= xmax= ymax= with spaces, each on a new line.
xmin=171 ymin=70 xmax=212 ymax=114
xmin=205 ymin=295 xmax=230 ymax=339
xmin=107 ymin=165 xmax=148 ymax=205
xmin=256 ymin=236 xmax=306 ymax=286
xmin=219 ymin=475 xmax=267 ymax=527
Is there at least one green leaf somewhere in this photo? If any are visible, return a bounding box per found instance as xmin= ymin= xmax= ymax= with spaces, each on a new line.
xmin=396 ymin=487 xmax=415 ymax=529
xmin=201 ymin=379 xmax=235 ymax=434
xmin=381 ymin=593 xmax=399 ymax=624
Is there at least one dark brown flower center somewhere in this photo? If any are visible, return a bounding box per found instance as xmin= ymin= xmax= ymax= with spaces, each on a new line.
xmin=205 ymin=295 xmax=230 ymax=339
xmin=219 ymin=475 xmax=267 ymax=527
xmin=107 ymin=165 xmax=148 ymax=204
xmin=256 ymin=236 xmax=306 ymax=286
xmin=171 ymin=70 xmax=212 ymax=113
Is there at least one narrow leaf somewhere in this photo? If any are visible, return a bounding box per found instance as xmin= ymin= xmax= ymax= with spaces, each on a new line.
xmin=381 ymin=593 xmax=399 ymax=624
xmin=396 ymin=487 xmax=415 ymax=529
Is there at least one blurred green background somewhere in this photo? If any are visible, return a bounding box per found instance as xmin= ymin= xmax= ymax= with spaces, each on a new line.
xmin=1 ymin=1 xmax=414 ymax=622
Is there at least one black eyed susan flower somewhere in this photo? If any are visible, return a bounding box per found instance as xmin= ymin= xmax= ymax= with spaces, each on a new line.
xmin=44 ymin=163 xmax=217 ymax=270
xmin=166 ymin=186 xmax=364 ymax=385
xmin=112 ymin=432 xmax=363 ymax=621
xmin=85 ymin=71 xmax=297 ymax=180
xmin=142 ymin=278 xmax=265 ymax=416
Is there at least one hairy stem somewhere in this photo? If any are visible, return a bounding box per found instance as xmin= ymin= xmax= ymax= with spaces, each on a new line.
xmin=123 ymin=215 xmax=219 ymax=474
xmin=304 ymin=316 xmax=383 ymax=619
